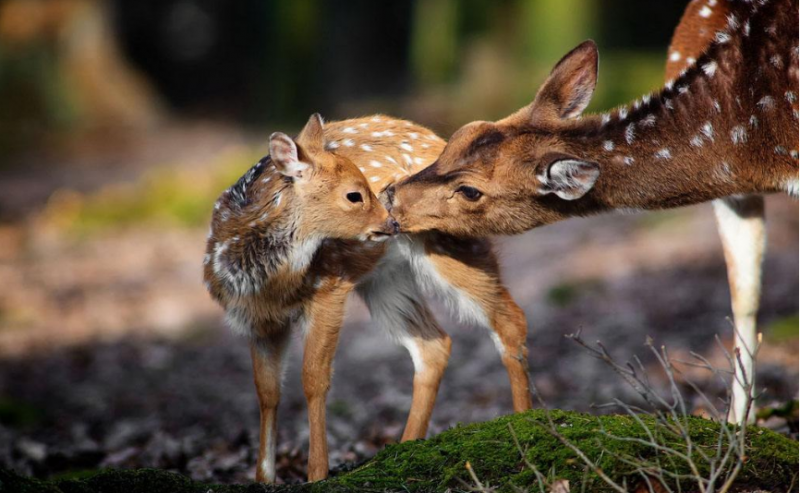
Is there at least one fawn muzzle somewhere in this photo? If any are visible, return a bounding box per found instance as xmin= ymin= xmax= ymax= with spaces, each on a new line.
xmin=368 ymin=217 xmax=400 ymax=241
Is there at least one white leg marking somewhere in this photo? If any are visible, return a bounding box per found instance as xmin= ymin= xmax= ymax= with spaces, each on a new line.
xmin=713 ymin=196 xmax=765 ymax=424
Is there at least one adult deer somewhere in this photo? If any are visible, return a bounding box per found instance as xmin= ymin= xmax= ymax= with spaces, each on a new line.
xmin=666 ymin=0 xmax=765 ymax=424
xmin=390 ymin=0 xmax=797 ymax=422
xmin=205 ymin=115 xmax=530 ymax=483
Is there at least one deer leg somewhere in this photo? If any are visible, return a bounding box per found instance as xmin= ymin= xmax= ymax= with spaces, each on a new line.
xmin=399 ymin=333 xmax=451 ymax=441
xmin=301 ymin=283 xmax=352 ymax=482
xmin=250 ymin=330 xmax=291 ymax=483
xmin=484 ymin=287 xmax=532 ymax=412
xmin=358 ymin=266 xmax=451 ymax=442
xmin=713 ymin=196 xmax=765 ymax=424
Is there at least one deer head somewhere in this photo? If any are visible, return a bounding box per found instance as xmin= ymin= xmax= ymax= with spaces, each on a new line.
xmin=269 ymin=114 xmax=398 ymax=242
xmin=389 ymin=41 xmax=603 ymax=236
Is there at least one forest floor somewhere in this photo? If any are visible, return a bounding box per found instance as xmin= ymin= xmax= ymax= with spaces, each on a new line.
xmin=0 ymin=124 xmax=797 ymax=485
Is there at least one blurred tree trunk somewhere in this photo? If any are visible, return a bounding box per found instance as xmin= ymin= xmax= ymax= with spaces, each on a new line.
xmin=0 ymin=0 xmax=161 ymax=156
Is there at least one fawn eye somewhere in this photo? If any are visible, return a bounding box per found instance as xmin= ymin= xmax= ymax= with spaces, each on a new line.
xmin=456 ymin=185 xmax=482 ymax=201
xmin=346 ymin=192 xmax=364 ymax=203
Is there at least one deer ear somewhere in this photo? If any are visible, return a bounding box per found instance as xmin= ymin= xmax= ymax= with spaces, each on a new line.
xmin=269 ymin=132 xmax=310 ymax=179
xmin=529 ymin=40 xmax=598 ymax=122
xmin=296 ymin=113 xmax=325 ymax=156
xmin=538 ymin=158 xmax=599 ymax=200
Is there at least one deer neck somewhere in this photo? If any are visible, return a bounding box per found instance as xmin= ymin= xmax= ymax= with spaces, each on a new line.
xmin=553 ymin=0 xmax=795 ymax=216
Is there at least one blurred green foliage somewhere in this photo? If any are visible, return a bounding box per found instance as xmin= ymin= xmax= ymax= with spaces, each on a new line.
xmin=41 ymin=148 xmax=261 ymax=235
xmin=764 ymin=314 xmax=799 ymax=343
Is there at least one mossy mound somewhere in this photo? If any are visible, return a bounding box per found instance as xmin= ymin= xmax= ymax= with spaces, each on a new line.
xmin=2 ymin=409 xmax=797 ymax=493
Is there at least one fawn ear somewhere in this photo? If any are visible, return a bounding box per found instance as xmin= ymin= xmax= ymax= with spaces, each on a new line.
xmin=528 ymin=40 xmax=598 ymax=123
xmin=269 ymin=132 xmax=310 ymax=179
xmin=296 ymin=113 xmax=325 ymax=156
xmin=537 ymin=158 xmax=599 ymax=200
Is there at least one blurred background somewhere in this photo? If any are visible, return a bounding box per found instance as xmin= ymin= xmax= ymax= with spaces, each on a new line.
xmin=0 ymin=0 xmax=796 ymax=485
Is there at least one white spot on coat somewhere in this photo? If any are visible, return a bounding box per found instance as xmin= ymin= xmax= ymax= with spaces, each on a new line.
xmin=369 ymin=160 xmax=382 ymax=168
xmin=399 ymin=143 xmax=414 ymax=152
xmin=343 ymin=139 xmax=355 ymax=147
xmin=625 ymin=124 xmax=636 ymax=144
xmin=699 ymin=5 xmax=712 ymax=17
xmin=655 ymin=148 xmax=672 ymax=160
xmin=603 ymin=140 xmax=615 ymax=151
xmin=730 ymin=126 xmax=747 ymax=145
xmin=640 ymin=114 xmax=656 ymax=127
xmin=369 ymin=176 xmax=380 ymax=182
xmin=702 ymin=60 xmax=718 ymax=77
xmin=342 ymin=127 xmax=357 ymax=134
xmin=757 ymin=95 xmax=775 ymax=111
xmin=702 ymin=122 xmax=714 ymax=141
xmin=360 ymin=144 xmax=373 ymax=152
xmin=690 ymin=135 xmax=704 ymax=147
xmin=669 ymin=51 xmax=681 ymax=62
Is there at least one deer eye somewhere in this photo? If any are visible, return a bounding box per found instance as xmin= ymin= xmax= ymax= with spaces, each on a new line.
xmin=346 ymin=191 xmax=364 ymax=203
xmin=456 ymin=185 xmax=482 ymax=201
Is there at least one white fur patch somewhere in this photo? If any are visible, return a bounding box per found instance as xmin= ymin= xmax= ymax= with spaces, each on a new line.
xmin=730 ymin=126 xmax=747 ymax=145
xmin=655 ymin=148 xmax=672 ymax=160
xmin=702 ymin=61 xmax=718 ymax=77
xmin=401 ymin=338 xmax=426 ymax=373
xmin=288 ymin=237 xmax=321 ymax=271
xmin=785 ymin=177 xmax=799 ymax=197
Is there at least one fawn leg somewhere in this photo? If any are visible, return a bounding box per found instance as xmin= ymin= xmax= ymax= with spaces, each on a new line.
xmin=251 ymin=329 xmax=291 ymax=483
xmin=358 ymin=266 xmax=451 ymax=441
xmin=420 ymin=236 xmax=532 ymax=412
xmin=301 ymin=282 xmax=352 ymax=482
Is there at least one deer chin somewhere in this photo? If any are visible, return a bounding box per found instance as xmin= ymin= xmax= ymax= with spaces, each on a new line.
xmin=365 ymin=231 xmax=393 ymax=242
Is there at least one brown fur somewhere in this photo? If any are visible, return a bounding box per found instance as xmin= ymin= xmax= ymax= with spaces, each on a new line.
xmin=204 ymin=115 xmax=532 ymax=483
xmin=390 ymin=0 xmax=798 ymax=237
xmin=667 ymin=1 xmax=766 ymax=425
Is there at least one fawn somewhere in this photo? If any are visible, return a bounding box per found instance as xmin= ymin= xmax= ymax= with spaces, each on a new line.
xmin=204 ymin=114 xmax=530 ymax=483
xmin=389 ymin=0 xmax=797 ymax=422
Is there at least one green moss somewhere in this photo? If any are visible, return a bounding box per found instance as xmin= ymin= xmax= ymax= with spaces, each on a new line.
xmin=324 ymin=410 xmax=797 ymax=492
xmin=3 ymin=410 xmax=797 ymax=493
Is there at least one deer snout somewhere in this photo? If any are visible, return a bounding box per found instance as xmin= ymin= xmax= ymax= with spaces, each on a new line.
xmin=384 ymin=185 xmax=396 ymax=212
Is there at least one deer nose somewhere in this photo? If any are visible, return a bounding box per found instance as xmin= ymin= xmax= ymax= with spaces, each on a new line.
xmin=389 ymin=218 xmax=400 ymax=235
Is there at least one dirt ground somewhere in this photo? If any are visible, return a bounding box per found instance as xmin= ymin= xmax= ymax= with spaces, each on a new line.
xmin=0 ymin=127 xmax=797 ymax=484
